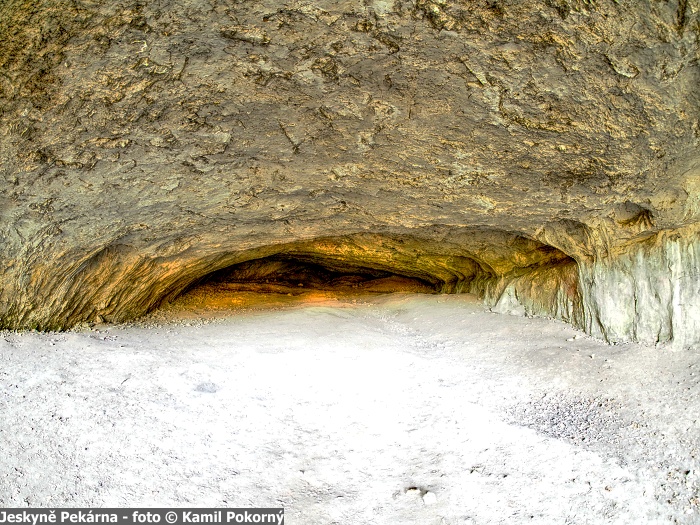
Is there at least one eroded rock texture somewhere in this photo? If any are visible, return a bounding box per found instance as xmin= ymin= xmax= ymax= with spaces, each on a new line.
xmin=0 ymin=0 xmax=699 ymax=346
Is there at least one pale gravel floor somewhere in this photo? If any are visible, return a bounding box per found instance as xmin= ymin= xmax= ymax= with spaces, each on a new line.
xmin=0 ymin=293 xmax=699 ymax=524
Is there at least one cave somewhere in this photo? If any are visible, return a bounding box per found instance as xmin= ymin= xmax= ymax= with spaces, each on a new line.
xmin=189 ymin=254 xmax=441 ymax=295
xmin=170 ymin=251 xmax=442 ymax=313
xmin=139 ymin=229 xmax=580 ymax=326
xmin=1 ymin=0 xmax=699 ymax=520
xmin=0 ymin=0 xmax=698 ymax=347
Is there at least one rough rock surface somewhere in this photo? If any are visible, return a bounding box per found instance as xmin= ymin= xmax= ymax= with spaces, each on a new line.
xmin=0 ymin=0 xmax=699 ymax=345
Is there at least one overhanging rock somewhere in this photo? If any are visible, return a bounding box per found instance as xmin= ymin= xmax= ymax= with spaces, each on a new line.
xmin=0 ymin=0 xmax=698 ymax=347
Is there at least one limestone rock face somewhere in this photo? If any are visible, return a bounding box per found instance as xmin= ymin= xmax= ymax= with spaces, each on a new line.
xmin=0 ymin=0 xmax=699 ymax=346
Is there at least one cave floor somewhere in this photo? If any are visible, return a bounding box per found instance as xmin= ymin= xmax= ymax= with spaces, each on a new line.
xmin=0 ymin=293 xmax=699 ymax=524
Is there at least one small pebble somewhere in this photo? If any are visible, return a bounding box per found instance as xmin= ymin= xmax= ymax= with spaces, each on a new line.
xmin=422 ymin=491 xmax=437 ymax=505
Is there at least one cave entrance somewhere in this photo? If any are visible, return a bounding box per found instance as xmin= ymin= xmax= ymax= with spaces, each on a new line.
xmin=202 ymin=254 xmax=440 ymax=294
xmin=168 ymin=253 xmax=442 ymax=314
xmin=151 ymin=231 xmax=581 ymax=325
